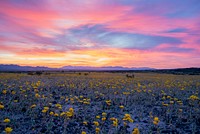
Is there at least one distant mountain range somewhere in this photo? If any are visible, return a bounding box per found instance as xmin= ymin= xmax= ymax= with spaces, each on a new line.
xmin=0 ymin=64 xmax=199 ymax=75
xmin=0 ymin=64 xmax=155 ymax=71
xmin=61 ymin=66 xmax=154 ymax=70
xmin=0 ymin=64 xmax=55 ymax=71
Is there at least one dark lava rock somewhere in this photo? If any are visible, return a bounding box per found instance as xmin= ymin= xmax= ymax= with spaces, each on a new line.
xmin=196 ymin=117 xmax=200 ymax=126
xmin=161 ymin=129 xmax=178 ymax=134
xmin=52 ymin=101 xmax=57 ymax=104
xmin=52 ymin=91 xmax=56 ymax=95
xmin=40 ymin=127 xmax=47 ymax=133
xmin=142 ymin=120 xmax=148 ymax=123
xmin=21 ymin=107 xmax=27 ymax=113
xmin=54 ymin=96 xmax=60 ymax=100
xmin=24 ymin=117 xmax=31 ymax=122
xmin=181 ymin=118 xmax=188 ymax=123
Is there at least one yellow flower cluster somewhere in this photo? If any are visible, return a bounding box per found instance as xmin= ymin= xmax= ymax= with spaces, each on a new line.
xmin=66 ymin=107 xmax=74 ymax=118
xmin=55 ymin=103 xmax=62 ymax=109
xmin=101 ymin=112 xmax=107 ymax=121
xmin=49 ymin=107 xmax=75 ymax=117
xmin=177 ymin=100 xmax=183 ymax=105
xmin=42 ymin=106 xmax=49 ymax=113
xmin=78 ymin=97 xmax=91 ymax=105
xmin=132 ymin=128 xmax=140 ymax=134
xmin=95 ymin=127 xmax=100 ymax=134
xmin=123 ymin=114 xmax=134 ymax=122
xmin=189 ymin=95 xmax=199 ymax=100
xmin=153 ymin=117 xmax=159 ymax=125
xmin=162 ymin=102 xmax=169 ymax=106
xmin=105 ymin=100 xmax=111 ymax=106
xmin=111 ymin=118 xmax=118 ymax=127
xmin=123 ymin=92 xmax=131 ymax=95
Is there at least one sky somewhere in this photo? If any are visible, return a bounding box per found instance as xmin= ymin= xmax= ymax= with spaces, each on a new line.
xmin=0 ymin=0 xmax=200 ymax=69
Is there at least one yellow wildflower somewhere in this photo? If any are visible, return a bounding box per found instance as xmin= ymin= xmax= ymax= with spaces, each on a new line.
xmin=54 ymin=113 xmax=59 ymax=117
xmin=189 ymin=95 xmax=199 ymax=100
xmin=42 ymin=109 xmax=47 ymax=113
xmin=119 ymin=105 xmax=124 ymax=109
xmin=5 ymin=127 xmax=13 ymax=134
xmin=95 ymin=127 xmax=100 ymax=133
xmin=128 ymin=118 xmax=134 ymax=123
xmin=84 ymin=101 xmax=90 ymax=105
xmin=132 ymin=128 xmax=140 ymax=134
xmin=60 ymin=112 xmax=65 ymax=116
xmin=153 ymin=117 xmax=159 ymax=125
xmin=153 ymin=120 xmax=158 ymax=125
xmin=0 ymin=104 xmax=4 ymax=109
xmin=162 ymin=102 xmax=168 ymax=106
xmin=113 ymin=120 xmax=118 ymax=127
xmin=102 ymin=117 xmax=106 ymax=121
xmin=96 ymin=115 xmax=100 ymax=119
xmin=105 ymin=100 xmax=111 ymax=105
xmin=93 ymin=121 xmax=99 ymax=126
xmin=55 ymin=104 xmax=62 ymax=109
xmin=123 ymin=114 xmax=134 ymax=122
xmin=110 ymin=117 xmax=115 ymax=121
xmin=2 ymin=90 xmax=7 ymax=94
xmin=83 ymin=121 xmax=88 ymax=125
xmin=55 ymin=103 xmax=61 ymax=107
xmin=69 ymin=107 xmax=74 ymax=113
xmin=102 ymin=112 xmax=107 ymax=117
xmin=66 ymin=111 xmax=73 ymax=117
xmin=43 ymin=107 xmax=49 ymax=110
xmin=11 ymin=91 xmax=16 ymax=95
xmin=35 ymin=93 xmax=40 ymax=98
xmin=154 ymin=117 xmax=159 ymax=122
xmin=81 ymin=131 xmax=86 ymax=134
xmin=50 ymin=111 xmax=54 ymax=115
xmin=4 ymin=118 xmax=10 ymax=123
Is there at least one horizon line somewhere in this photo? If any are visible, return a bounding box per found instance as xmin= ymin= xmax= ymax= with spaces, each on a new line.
xmin=0 ymin=64 xmax=200 ymax=70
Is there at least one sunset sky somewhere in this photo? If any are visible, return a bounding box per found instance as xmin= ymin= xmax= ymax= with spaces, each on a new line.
xmin=0 ymin=0 xmax=200 ymax=69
